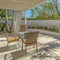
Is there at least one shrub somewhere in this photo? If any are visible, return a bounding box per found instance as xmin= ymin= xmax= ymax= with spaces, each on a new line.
xmin=0 ymin=22 xmax=6 ymax=32
xmin=44 ymin=26 xmax=48 ymax=30
xmin=49 ymin=26 xmax=58 ymax=32
xmin=37 ymin=26 xmax=41 ymax=29
xmin=39 ymin=26 xmax=43 ymax=29
xmin=28 ymin=25 xmax=59 ymax=33
xmin=27 ymin=25 xmax=31 ymax=28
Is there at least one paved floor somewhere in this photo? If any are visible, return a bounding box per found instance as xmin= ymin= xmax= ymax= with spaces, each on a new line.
xmin=0 ymin=33 xmax=60 ymax=60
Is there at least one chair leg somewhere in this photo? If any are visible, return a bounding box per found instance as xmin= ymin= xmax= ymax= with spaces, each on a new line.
xmin=22 ymin=41 xmax=23 ymax=51
xmin=7 ymin=42 xmax=9 ymax=46
xmin=36 ymin=43 xmax=38 ymax=52
xmin=25 ymin=45 xmax=27 ymax=53
xmin=17 ymin=41 xmax=20 ymax=48
xmin=33 ymin=45 xmax=35 ymax=48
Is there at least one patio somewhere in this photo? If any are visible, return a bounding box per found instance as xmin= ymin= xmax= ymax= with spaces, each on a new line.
xmin=0 ymin=0 xmax=60 ymax=60
xmin=0 ymin=30 xmax=60 ymax=60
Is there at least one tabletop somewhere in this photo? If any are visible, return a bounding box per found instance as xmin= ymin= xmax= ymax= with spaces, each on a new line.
xmin=19 ymin=31 xmax=29 ymax=35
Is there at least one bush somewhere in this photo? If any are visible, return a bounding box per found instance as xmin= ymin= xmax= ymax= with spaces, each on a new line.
xmin=48 ymin=26 xmax=58 ymax=32
xmin=0 ymin=22 xmax=6 ymax=32
xmin=28 ymin=25 xmax=59 ymax=32
xmin=27 ymin=25 xmax=31 ymax=28
xmin=39 ymin=26 xmax=43 ymax=29
xmin=44 ymin=26 xmax=48 ymax=30
xmin=0 ymin=22 xmax=6 ymax=28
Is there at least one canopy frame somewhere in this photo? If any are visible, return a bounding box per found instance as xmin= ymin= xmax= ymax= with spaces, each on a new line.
xmin=0 ymin=0 xmax=47 ymax=11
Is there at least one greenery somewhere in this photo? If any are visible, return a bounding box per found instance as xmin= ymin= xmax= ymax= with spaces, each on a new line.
xmin=0 ymin=22 xmax=6 ymax=32
xmin=27 ymin=25 xmax=59 ymax=33
xmin=0 ymin=9 xmax=13 ymax=20
xmin=0 ymin=0 xmax=60 ymax=33
xmin=0 ymin=22 xmax=12 ymax=33
xmin=0 ymin=9 xmax=5 ymax=19
xmin=30 ymin=0 xmax=60 ymax=20
xmin=0 ymin=0 xmax=60 ymax=20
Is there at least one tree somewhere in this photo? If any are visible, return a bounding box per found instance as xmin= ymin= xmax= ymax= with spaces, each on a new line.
xmin=54 ymin=0 xmax=60 ymax=15
xmin=0 ymin=9 xmax=13 ymax=32
xmin=31 ymin=0 xmax=56 ymax=20
xmin=30 ymin=0 xmax=60 ymax=20
xmin=31 ymin=7 xmax=40 ymax=17
xmin=0 ymin=9 xmax=5 ymax=19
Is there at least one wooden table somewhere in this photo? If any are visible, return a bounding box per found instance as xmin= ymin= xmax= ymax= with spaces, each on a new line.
xmin=19 ymin=31 xmax=29 ymax=36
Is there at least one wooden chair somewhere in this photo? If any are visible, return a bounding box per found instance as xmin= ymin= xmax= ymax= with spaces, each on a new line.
xmin=6 ymin=33 xmax=20 ymax=48
xmin=20 ymin=24 xmax=26 ymax=32
xmin=22 ymin=32 xmax=39 ymax=52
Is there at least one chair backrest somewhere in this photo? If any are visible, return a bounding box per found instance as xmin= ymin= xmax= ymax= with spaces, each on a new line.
xmin=24 ymin=32 xmax=39 ymax=43
xmin=20 ymin=24 xmax=26 ymax=32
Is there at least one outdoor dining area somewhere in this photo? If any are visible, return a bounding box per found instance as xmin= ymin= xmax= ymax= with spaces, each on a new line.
xmin=0 ymin=25 xmax=60 ymax=60
xmin=0 ymin=0 xmax=60 ymax=60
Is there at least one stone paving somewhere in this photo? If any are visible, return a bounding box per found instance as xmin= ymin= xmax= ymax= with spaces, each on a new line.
xmin=0 ymin=33 xmax=60 ymax=60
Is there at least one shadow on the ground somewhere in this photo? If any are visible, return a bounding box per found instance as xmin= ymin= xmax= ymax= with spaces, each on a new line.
xmin=30 ymin=42 xmax=60 ymax=60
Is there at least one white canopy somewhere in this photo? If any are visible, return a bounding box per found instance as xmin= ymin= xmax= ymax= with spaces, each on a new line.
xmin=0 ymin=0 xmax=47 ymax=11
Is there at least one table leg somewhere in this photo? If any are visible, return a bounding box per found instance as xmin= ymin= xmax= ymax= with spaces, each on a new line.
xmin=22 ymin=40 xmax=23 ymax=51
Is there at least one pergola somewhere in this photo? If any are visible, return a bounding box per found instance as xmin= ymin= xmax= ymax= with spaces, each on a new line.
xmin=0 ymin=0 xmax=47 ymax=34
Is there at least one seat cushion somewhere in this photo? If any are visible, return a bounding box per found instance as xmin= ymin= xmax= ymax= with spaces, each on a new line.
xmin=8 ymin=37 xmax=18 ymax=43
xmin=15 ymin=36 xmax=19 ymax=40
